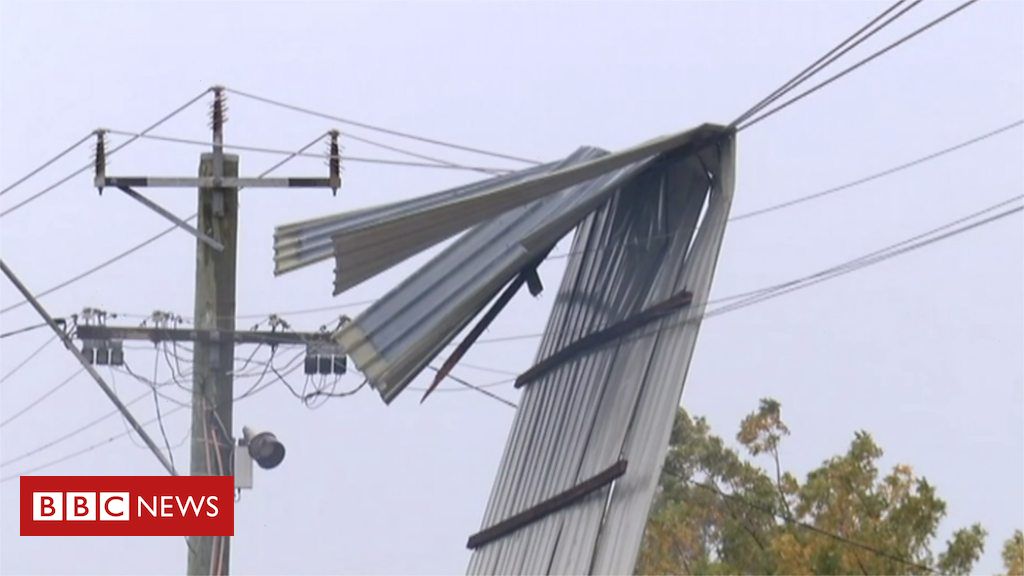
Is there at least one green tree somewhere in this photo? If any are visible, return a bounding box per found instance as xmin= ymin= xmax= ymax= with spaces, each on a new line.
xmin=1004 ymin=530 xmax=1024 ymax=576
xmin=637 ymin=399 xmax=990 ymax=575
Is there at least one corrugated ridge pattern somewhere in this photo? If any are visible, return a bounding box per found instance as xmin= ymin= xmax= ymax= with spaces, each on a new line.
xmin=334 ymin=149 xmax=664 ymax=403
xmin=467 ymin=135 xmax=735 ymax=574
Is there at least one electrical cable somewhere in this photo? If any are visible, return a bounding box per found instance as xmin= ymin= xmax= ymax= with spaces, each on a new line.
xmin=730 ymin=0 xmax=918 ymax=127
xmin=730 ymin=119 xmax=1024 ymax=221
xmin=109 ymin=365 xmax=150 ymax=449
xmin=103 ymin=129 xmax=515 ymax=174
xmin=0 ymin=368 xmax=83 ymax=428
xmin=151 ymin=351 xmax=176 ymax=471
xmin=225 ymin=87 xmax=542 ymax=165
xmin=119 ymin=360 xmax=192 ymax=407
xmin=462 ymin=194 xmax=1024 ymax=351
xmin=0 ymin=390 xmax=152 ymax=468
xmin=0 ymin=132 xmax=327 ymax=316
xmin=0 ymin=88 xmax=211 ymax=219
xmin=1 ymin=334 xmax=58 ymax=383
xmin=702 ymin=201 xmax=1023 ymax=321
xmin=0 ymin=220 xmax=193 ymax=316
xmin=425 ymin=366 xmax=517 ymax=408
xmin=737 ymin=0 xmax=981 ymax=131
xmin=0 ymin=397 xmax=190 ymax=483
xmin=0 ymin=349 xmax=299 ymax=478
xmin=3 ymin=197 xmax=1017 ymax=475
xmin=0 ymin=132 xmax=95 ymax=196
xmin=0 ymin=321 xmax=49 ymax=339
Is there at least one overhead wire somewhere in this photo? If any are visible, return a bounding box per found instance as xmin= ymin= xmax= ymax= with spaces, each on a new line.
xmin=425 ymin=366 xmax=517 ymax=408
xmin=730 ymin=0 xmax=919 ymax=127
xmin=730 ymin=119 xmax=1024 ymax=221
xmin=0 ymin=368 xmax=83 ymax=428
xmin=0 ymin=2 xmax=1013 ymax=471
xmin=3 ymin=195 xmax=1018 ymax=477
xmin=1 ymin=333 xmax=59 ymax=383
xmin=0 ymin=131 xmax=328 ymax=316
xmin=108 ymin=365 xmax=151 ymax=450
xmin=0 ymin=390 xmax=152 ymax=468
xmin=224 ymin=87 xmax=542 ymax=166
xmin=0 ymin=219 xmax=195 ymax=315
xmin=0 ymin=397 xmax=188 ymax=482
xmin=0 ymin=132 xmax=96 ymax=196
xmin=222 ymin=88 xmax=516 ymax=175
xmin=458 ymin=194 xmax=1024 ymax=352
xmin=737 ymin=0 xmax=981 ymax=131
xmin=103 ymin=129 xmax=515 ymax=174
xmin=214 ymin=116 xmax=1023 ymax=325
xmin=701 ymin=198 xmax=1023 ymax=321
xmin=0 ymin=88 xmax=211 ymax=219
xmin=22 ymin=149 xmax=1007 ymax=412
xmin=151 ymin=350 xmax=176 ymax=471
xmin=0 ymin=347 xmax=305 ymax=478
xmin=118 ymin=360 xmax=192 ymax=408
xmin=0 ymin=321 xmax=50 ymax=339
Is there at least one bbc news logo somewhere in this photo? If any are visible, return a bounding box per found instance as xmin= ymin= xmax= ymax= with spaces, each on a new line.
xmin=20 ymin=476 xmax=233 ymax=536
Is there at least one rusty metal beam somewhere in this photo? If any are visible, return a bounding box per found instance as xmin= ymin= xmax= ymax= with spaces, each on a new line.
xmin=515 ymin=290 xmax=693 ymax=388
xmin=466 ymin=459 xmax=628 ymax=550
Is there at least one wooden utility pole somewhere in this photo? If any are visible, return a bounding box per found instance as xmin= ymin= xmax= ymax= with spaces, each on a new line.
xmin=187 ymin=126 xmax=239 ymax=574
xmin=88 ymin=86 xmax=343 ymax=575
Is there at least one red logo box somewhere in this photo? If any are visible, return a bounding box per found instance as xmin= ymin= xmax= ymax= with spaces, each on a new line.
xmin=20 ymin=476 xmax=233 ymax=536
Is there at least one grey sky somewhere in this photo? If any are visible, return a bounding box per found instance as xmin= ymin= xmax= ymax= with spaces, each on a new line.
xmin=1 ymin=1 xmax=1021 ymax=574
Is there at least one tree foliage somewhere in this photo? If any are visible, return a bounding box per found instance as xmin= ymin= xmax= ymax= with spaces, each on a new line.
xmin=635 ymin=399 xmax=1012 ymax=575
xmin=1004 ymin=530 xmax=1024 ymax=576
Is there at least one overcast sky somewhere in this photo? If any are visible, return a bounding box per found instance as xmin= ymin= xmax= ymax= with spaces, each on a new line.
xmin=1 ymin=1 xmax=1021 ymax=574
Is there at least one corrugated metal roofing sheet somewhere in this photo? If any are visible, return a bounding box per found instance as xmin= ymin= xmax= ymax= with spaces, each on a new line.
xmin=273 ymin=160 xmax=560 ymax=277
xmin=273 ymin=122 xmax=735 ymax=573
xmin=336 ymin=146 xmax=655 ymax=403
xmin=274 ymin=124 xmax=723 ymax=291
xmin=467 ymin=133 xmax=735 ymax=574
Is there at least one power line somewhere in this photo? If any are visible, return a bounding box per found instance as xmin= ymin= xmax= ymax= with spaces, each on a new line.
xmin=1 ymin=333 xmax=58 ymax=383
xmin=0 ymin=133 xmax=327 ymax=316
xmin=183 ymin=187 xmax=1022 ymax=354
xmin=225 ymin=88 xmax=512 ymax=175
xmin=0 ymin=344 xmax=509 ymax=470
xmin=232 ymin=299 xmax=377 ymax=321
xmin=225 ymin=87 xmax=542 ymax=166
xmin=0 ymin=321 xmax=49 ymax=339
xmin=228 ymin=116 xmax=1023 ymax=324
xmin=103 ymin=129 xmax=516 ymax=174
xmin=0 ymin=390 xmax=152 ymax=468
xmin=702 ymin=197 xmax=1023 ymax=321
xmin=0 ymin=132 xmax=95 ymax=196
xmin=731 ymin=0 xmax=918 ymax=127
xmin=0 ymin=88 xmax=211 ymax=219
xmin=738 ymin=0 xmax=981 ymax=131
xmin=0 ymin=218 xmax=195 ymax=315
xmin=408 ymin=377 xmax=517 ymax=394
xmin=1 ymin=258 xmax=178 ymax=475
xmin=460 ymin=194 xmax=1023 ymax=351
xmin=0 ymin=368 xmax=83 ymax=428
xmin=730 ymin=119 xmax=1024 ymax=221
xmin=425 ymin=366 xmax=517 ymax=409
xmin=3 ymin=196 xmax=1018 ymax=474
xmin=0 ymin=354 xmax=265 ymax=474
xmin=537 ymin=119 xmax=1023 ymax=265
xmin=0 ymin=397 xmax=189 ymax=482
xmin=151 ymin=352 xmax=176 ymax=471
